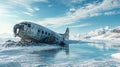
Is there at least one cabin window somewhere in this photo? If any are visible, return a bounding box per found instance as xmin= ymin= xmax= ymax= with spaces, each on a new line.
xmin=28 ymin=24 xmax=31 ymax=27
xmin=38 ymin=30 xmax=40 ymax=32
xmin=42 ymin=31 xmax=44 ymax=34
xmin=45 ymin=32 xmax=47 ymax=35
xmin=48 ymin=33 xmax=50 ymax=36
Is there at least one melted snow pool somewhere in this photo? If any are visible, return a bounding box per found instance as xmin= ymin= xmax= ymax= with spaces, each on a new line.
xmin=0 ymin=41 xmax=120 ymax=67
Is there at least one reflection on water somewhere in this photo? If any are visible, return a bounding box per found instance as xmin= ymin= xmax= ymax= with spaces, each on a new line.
xmin=89 ymin=42 xmax=120 ymax=50
xmin=31 ymin=48 xmax=68 ymax=64
xmin=29 ymin=44 xmax=69 ymax=65
xmin=31 ymin=48 xmax=61 ymax=64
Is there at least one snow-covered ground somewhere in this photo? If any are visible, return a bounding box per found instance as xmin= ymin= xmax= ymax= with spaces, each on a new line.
xmin=111 ymin=53 xmax=120 ymax=60
xmin=0 ymin=33 xmax=20 ymax=45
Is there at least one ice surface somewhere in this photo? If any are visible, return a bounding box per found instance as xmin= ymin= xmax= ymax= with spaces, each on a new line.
xmin=0 ymin=44 xmax=62 ymax=67
xmin=0 ymin=40 xmax=120 ymax=67
xmin=111 ymin=53 xmax=120 ymax=60
xmin=0 ymin=62 xmax=21 ymax=67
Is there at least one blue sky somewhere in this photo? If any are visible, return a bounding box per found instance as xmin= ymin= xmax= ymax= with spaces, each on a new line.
xmin=0 ymin=0 xmax=120 ymax=35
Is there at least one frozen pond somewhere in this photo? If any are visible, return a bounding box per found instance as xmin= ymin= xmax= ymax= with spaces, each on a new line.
xmin=0 ymin=41 xmax=120 ymax=67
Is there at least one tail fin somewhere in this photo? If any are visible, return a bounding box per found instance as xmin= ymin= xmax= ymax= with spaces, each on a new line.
xmin=64 ymin=28 xmax=69 ymax=40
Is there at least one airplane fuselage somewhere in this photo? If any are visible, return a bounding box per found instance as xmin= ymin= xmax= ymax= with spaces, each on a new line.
xmin=13 ymin=22 xmax=68 ymax=45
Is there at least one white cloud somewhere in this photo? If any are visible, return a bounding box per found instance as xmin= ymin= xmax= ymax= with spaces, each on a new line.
xmin=0 ymin=0 xmax=48 ymax=34
xmin=60 ymin=0 xmax=84 ymax=7
xmin=37 ymin=0 xmax=120 ymax=27
xmin=69 ymin=8 xmax=76 ymax=12
xmin=9 ymin=0 xmax=48 ymax=7
xmin=69 ymin=23 xmax=91 ymax=28
xmin=71 ymin=0 xmax=84 ymax=3
xmin=8 ymin=0 xmax=48 ymax=13
xmin=0 ymin=6 xmax=15 ymax=17
xmin=104 ymin=11 xmax=116 ymax=15
xmin=0 ymin=0 xmax=48 ymax=17
xmin=22 ymin=12 xmax=33 ymax=16
xmin=48 ymin=4 xmax=53 ymax=7
xmin=34 ymin=7 xmax=40 ymax=11
xmin=0 ymin=0 xmax=120 ymax=34
xmin=104 ymin=11 xmax=120 ymax=15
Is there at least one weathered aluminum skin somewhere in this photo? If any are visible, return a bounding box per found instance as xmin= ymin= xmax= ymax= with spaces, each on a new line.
xmin=13 ymin=21 xmax=69 ymax=45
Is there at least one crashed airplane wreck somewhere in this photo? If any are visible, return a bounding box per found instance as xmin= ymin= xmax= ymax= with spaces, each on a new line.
xmin=13 ymin=21 xmax=69 ymax=47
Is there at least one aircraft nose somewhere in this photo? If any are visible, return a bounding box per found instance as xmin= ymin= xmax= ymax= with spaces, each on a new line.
xmin=13 ymin=24 xmax=23 ymax=37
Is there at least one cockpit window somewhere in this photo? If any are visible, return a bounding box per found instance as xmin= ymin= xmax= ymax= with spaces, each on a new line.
xmin=21 ymin=23 xmax=31 ymax=27
xmin=21 ymin=23 xmax=28 ymax=25
xmin=28 ymin=24 xmax=31 ymax=27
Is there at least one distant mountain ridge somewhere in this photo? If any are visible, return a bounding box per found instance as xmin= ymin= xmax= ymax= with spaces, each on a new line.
xmin=71 ymin=26 xmax=120 ymax=40
xmin=83 ymin=26 xmax=120 ymax=40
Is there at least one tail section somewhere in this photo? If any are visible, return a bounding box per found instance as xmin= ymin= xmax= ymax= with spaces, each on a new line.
xmin=64 ymin=28 xmax=69 ymax=40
